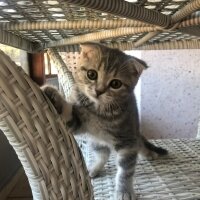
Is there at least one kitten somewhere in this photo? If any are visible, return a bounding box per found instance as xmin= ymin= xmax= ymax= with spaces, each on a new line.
xmin=42 ymin=43 xmax=167 ymax=200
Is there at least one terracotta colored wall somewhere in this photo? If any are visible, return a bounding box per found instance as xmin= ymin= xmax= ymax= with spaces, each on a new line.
xmin=140 ymin=50 xmax=200 ymax=139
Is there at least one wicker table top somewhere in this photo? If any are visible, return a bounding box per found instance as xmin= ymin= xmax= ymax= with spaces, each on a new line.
xmin=0 ymin=0 xmax=200 ymax=52
xmin=79 ymin=138 xmax=200 ymax=200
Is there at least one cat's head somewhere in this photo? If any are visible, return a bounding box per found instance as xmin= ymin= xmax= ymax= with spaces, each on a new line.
xmin=73 ymin=43 xmax=148 ymax=110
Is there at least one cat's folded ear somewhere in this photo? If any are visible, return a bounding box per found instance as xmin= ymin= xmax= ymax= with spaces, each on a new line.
xmin=79 ymin=42 xmax=100 ymax=60
xmin=128 ymin=57 xmax=148 ymax=77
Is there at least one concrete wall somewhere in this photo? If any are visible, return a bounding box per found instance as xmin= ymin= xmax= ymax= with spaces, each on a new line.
xmin=20 ymin=50 xmax=29 ymax=75
xmin=140 ymin=50 xmax=200 ymax=139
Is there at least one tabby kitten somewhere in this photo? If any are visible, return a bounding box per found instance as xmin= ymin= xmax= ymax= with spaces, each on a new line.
xmin=42 ymin=43 xmax=167 ymax=200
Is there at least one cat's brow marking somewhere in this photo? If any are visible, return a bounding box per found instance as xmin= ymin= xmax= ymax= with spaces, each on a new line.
xmin=97 ymin=58 xmax=104 ymax=70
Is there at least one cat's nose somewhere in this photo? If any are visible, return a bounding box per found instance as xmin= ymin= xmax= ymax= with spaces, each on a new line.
xmin=95 ymin=89 xmax=104 ymax=97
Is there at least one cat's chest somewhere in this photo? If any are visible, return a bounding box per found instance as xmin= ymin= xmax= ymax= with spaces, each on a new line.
xmin=78 ymin=107 xmax=116 ymax=137
xmin=85 ymin=116 xmax=115 ymax=145
xmin=82 ymin=111 xmax=107 ymax=131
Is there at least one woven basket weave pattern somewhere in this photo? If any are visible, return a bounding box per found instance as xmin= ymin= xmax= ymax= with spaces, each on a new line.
xmin=81 ymin=139 xmax=200 ymax=200
xmin=0 ymin=50 xmax=93 ymax=200
xmin=1 ymin=0 xmax=200 ymax=51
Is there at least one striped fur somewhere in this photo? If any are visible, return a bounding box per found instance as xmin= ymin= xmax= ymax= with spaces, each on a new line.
xmin=42 ymin=43 xmax=168 ymax=200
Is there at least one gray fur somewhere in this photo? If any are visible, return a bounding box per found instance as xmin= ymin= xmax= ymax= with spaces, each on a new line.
xmin=42 ymin=43 xmax=167 ymax=200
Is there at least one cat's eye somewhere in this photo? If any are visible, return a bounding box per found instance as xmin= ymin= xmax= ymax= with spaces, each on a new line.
xmin=110 ymin=79 xmax=122 ymax=89
xmin=87 ymin=69 xmax=98 ymax=80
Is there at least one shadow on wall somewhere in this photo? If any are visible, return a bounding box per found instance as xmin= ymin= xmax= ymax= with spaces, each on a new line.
xmin=0 ymin=130 xmax=21 ymax=191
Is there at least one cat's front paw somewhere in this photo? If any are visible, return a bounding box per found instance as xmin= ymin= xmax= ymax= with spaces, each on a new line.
xmin=115 ymin=191 xmax=137 ymax=200
xmin=41 ymin=85 xmax=72 ymax=122
xmin=42 ymin=85 xmax=63 ymax=114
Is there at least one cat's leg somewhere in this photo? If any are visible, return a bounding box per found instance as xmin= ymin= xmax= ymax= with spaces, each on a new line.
xmin=89 ymin=142 xmax=110 ymax=178
xmin=115 ymin=148 xmax=137 ymax=200
xmin=42 ymin=86 xmax=85 ymax=135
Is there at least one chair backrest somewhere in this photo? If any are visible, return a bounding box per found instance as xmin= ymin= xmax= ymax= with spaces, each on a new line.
xmin=47 ymin=49 xmax=75 ymax=100
xmin=0 ymin=50 xmax=93 ymax=200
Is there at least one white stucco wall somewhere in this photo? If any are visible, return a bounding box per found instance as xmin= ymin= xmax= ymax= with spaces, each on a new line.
xmin=140 ymin=49 xmax=200 ymax=139
xmin=20 ymin=50 xmax=29 ymax=75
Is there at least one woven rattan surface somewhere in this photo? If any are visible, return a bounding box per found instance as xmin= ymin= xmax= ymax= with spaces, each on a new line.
xmin=78 ymin=139 xmax=200 ymax=200
xmin=0 ymin=50 xmax=93 ymax=200
xmin=0 ymin=0 xmax=200 ymax=51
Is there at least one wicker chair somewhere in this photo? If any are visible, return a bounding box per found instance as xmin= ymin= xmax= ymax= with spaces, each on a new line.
xmin=0 ymin=50 xmax=93 ymax=200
